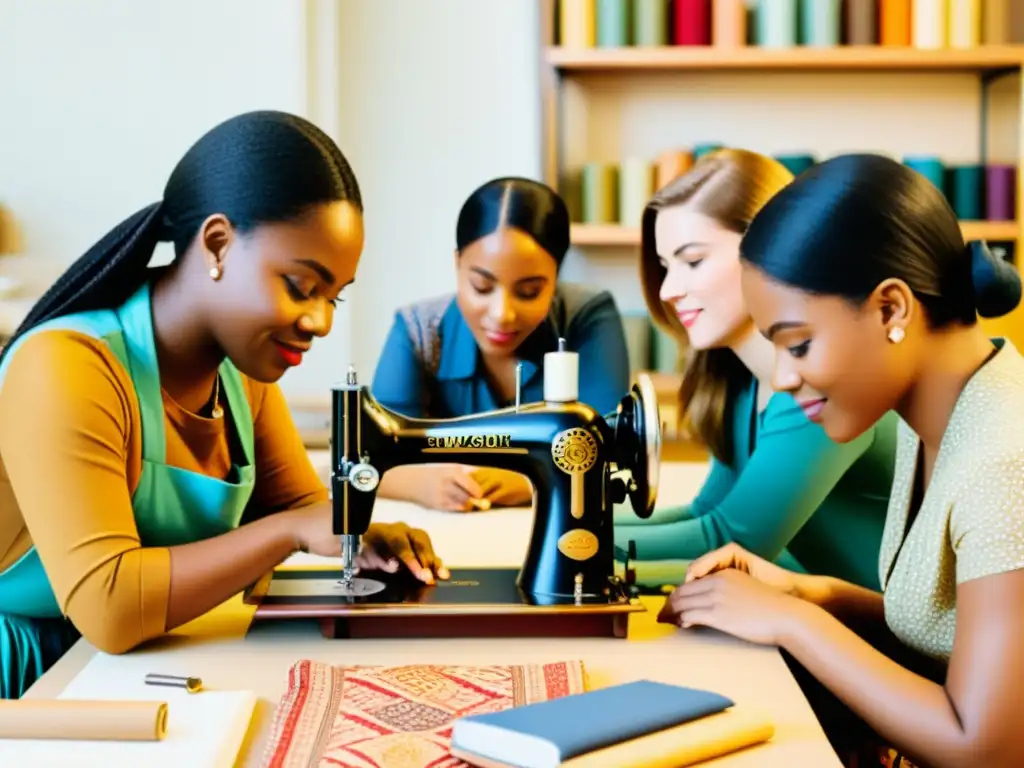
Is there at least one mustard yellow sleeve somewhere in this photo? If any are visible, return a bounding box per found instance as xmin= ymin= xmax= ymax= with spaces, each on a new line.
xmin=249 ymin=381 xmax=329 ymax=515
xmin=0 ymin=331 xmax=170 ymax=654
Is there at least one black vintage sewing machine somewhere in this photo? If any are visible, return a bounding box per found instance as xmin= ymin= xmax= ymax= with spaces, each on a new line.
xmin=245 ymin=340 xmax=662 ymax=639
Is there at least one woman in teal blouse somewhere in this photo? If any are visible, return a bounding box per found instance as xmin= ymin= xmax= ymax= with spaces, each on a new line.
xmin=615 ymin=149 xmax=897 ymax=591
xmin=372 ymin=177 xmax=630 ymax=512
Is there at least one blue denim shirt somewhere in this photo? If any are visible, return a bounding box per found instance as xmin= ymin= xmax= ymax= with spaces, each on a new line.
xmin=371 ymin=283 xmax=631 ymax=418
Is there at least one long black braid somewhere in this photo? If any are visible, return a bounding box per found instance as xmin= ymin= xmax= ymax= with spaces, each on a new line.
xmin=0 ymin=110 xmax=362 ymax=367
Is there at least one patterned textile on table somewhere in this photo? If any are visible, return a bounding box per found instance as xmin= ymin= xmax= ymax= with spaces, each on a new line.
xmin=260 ymin=659 xmax=588 ymax=768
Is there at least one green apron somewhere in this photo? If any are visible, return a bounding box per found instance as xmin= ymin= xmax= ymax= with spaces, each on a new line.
xmin=0 ymin=282 xmax=256 ymax=697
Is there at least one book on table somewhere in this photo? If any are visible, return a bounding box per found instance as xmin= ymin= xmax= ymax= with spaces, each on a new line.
xmin=449 ymin=679 xmax=775 ymax=768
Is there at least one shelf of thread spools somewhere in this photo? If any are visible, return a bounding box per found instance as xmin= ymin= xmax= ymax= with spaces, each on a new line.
xmin=552 ymin=0 xmax=1023 ymax=68
xmin=569 ymin=148 xmax=1019 ymax=248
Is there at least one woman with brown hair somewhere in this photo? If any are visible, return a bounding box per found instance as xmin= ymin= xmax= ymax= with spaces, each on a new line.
xmin=614 ymin=148 xmax=897 ymax=591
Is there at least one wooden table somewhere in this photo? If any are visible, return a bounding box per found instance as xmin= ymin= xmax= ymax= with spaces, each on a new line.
xmin=25 ymin=462 xmax=842 ymax=767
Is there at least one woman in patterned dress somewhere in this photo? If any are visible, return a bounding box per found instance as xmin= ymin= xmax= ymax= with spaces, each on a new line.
xmin=658 ymin=153 xmax=1024 ymax=767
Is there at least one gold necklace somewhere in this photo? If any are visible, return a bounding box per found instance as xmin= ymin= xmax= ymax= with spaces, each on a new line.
xmin=211 ymin=375 xmax=224 ymax=419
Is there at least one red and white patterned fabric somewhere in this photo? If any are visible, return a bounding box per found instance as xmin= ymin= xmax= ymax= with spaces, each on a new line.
xmin=260 ymin=659 xmax=588 ymax=768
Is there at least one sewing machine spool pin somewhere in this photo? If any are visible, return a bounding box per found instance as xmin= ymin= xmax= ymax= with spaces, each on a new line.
xmin=515 ymin=362 xmax=523 ymax=413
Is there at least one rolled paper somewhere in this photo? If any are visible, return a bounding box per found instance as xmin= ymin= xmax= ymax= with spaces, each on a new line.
xmin=654 ymin=149 xmax=694 ymax=189
xmin=800 ymin=0 xmax=840 ymax=47
xmin=622 ymin=315 xmax=653 ymax=373
xmin=692 ymin=142 xmax=723 ymax=160
xmin=672 ymin=0 xmax=711 ymax=45
xmin=581 ymin=163 xmax=619 ymax=224
xmin=947 ymin=0 xmax=980 ymax=48
xmin=633 ymin=0 xmax=669 ymax=45
xmin=903 ymin=155 xmax=946 ymax=196
xmin=596 ymin=0 xmax=630 ymax=46
xmin=560 ymin=0 xmax=596 ymax=47
xmin=912 ymin=0 xmax=947 ymax=49
xmin=949 ymin=165 xmax=984 ymax=220
xmin=712 ymin=0 xmax=746 ymax=46
xmin=879 ymin=0 xmax=912 ymax=45
xmin=619 ymin=158 xmax=656 ymax=227
xmin=0 ymin=699 xmax=168 ymax=741
xmin=986 ymin=165 xmax=1017 ymax=221
xmin=774 ymin=153 xmax=816 ymax=176
xmin=983 ymin=0 xmax=1010 ymax=44
xmin=844 ymin=0 xmax=877 ymax=45
xmin=651 ymin=325 xmax=681 ymax=374
xmin=756 ymin=0 xmax=798 ymax=48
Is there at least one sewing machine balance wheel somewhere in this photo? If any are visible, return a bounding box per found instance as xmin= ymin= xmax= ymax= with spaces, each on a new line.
xmin=615 ymin=372 xmax=662 ymax=519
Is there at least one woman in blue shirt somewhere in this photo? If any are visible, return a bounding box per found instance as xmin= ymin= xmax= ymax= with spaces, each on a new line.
xmin=372 ymin=177 xmax=630 ymax=512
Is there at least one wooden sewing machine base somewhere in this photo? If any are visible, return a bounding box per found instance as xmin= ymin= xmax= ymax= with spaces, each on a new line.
xmin=243 ymin=566 xmax=645 ymax=640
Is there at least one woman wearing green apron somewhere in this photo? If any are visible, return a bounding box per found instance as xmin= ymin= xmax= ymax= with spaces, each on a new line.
xmin=0 ymin=111 xmax=446 ymax=699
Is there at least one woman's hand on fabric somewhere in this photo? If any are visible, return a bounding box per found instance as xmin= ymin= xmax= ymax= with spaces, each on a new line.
xmin=470 ymin=468 xmax=532 ymax=507
xmin=658 ymin=567 xmax=812 ymax=646
xmin=355 ymin=522 xmax=449 ymax=584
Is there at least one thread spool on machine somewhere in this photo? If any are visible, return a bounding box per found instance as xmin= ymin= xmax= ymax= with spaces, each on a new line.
xmin=245 ymin=339 xmax=662 ymax=639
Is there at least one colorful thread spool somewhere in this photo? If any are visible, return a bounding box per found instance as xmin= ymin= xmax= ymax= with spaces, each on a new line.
xmin=983 ymin=0 xmax=1011 ymax=44
xmin=800 ymin=0 xmax=840 ymax=47
xmin=879 ymin=0 xmax=912 ymax=46
xmin=596 ymin=0 xmax=630 ymax=47
xmin=581 ymin=163 xmax=619 ymax=224
xmin=912 ymin=0 xmax=947 ymax=49
xmin=619 ymin=158 xmax=656 ymax=228
xmin=949 ymin=165 xmax=984 ymax=220
xmin=986 ymin=165 xmax=1017 ymax=221
xmin=633 ymin=0 xmax=669 ymax=45
xmin=673 ymin=0 xmax=711 ymax=45
xmin=560 ymin=0 xmax=597 ymax=48
xmin=756 ymin=0 xmax=798 ymax=48
xmin=947 ymin=0 xmax=981 ymax=49
xmin=845 ymin=0 xmax=878 ymax=45
xmin=711 ymin=0 xmax=747 ymax=46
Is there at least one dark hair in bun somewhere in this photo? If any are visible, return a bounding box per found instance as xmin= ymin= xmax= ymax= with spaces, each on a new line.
xmin=739 ymin=152 xmax=1022 ymax=327
xmin=967 ymin=240 xmax=1022 ymax=317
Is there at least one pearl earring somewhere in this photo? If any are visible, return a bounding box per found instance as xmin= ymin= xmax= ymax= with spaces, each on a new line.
xmin=888 ymin=326 xmax=905 ymax=344
xmin=209 ymin=266 xmax=221 ymax=280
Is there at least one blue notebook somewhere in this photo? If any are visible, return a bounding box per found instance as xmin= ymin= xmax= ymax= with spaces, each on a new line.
xmin=449 ymin=679 xmax=734 ymax=768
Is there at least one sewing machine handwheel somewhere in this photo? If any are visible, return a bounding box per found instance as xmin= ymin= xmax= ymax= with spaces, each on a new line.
xmin=614 ymin=373 xmax=661 ymax=518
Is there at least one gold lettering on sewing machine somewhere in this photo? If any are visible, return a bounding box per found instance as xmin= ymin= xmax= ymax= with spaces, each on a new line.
xmin=425 ymin=434 xmax=513 ymax=450
xmin=557 ymin=529 xmax=599 ymax=561
xmin=552 ymin=428 xmax=598 ymax=520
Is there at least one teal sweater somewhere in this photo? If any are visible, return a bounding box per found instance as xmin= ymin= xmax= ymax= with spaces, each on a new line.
xmin=615 ymin=376 xmax=898 ymax=591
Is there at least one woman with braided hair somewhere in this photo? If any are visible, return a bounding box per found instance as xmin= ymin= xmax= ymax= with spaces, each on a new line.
xmin=0 ymin=111 xmax=446 ymax=698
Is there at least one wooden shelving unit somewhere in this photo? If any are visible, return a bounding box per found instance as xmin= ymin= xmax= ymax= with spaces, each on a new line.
xmin=539 ymin=3 xmax=1024 ymax=452
xmin=546 ymin=44 xmax=1024 ymax=73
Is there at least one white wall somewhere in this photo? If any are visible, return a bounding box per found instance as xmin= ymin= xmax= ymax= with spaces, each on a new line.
xmin=332 ymin=0 xmax=542 ymax=383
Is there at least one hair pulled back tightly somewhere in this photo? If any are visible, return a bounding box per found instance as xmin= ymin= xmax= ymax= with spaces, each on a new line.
xmin=740 ymin=153 xmax=1022 ymax=327
xmin=1 ymin=110 xmax=362 ymax=367
xmin=455 ymin=177 xmax=570 ymax=268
